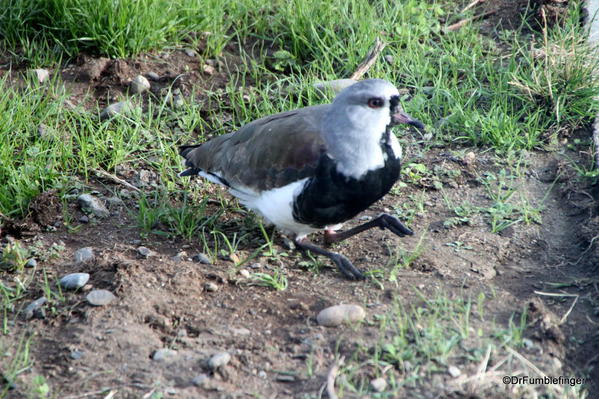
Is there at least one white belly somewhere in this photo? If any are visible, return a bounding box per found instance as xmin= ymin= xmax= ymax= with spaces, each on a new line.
xmin=233 ymin=178 xmax=317 ymax=239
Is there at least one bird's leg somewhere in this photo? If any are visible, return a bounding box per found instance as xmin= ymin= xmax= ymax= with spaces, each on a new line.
xmin=294 ymin=237 xmax=365 ymax=280
xmin=324 ymin=213 xmax=413 ymax=245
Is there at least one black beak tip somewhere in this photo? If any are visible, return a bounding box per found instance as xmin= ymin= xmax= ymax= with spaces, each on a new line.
xmin=409 ymin=120 xmax=425 ymax=130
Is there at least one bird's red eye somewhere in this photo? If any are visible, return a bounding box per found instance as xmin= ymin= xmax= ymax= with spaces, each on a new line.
xmin=367 ymin=97 xmax=384 ymax=108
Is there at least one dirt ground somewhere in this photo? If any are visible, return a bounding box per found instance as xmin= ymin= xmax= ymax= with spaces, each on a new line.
xmin=1 ymin=1 xmax=598 ymax=398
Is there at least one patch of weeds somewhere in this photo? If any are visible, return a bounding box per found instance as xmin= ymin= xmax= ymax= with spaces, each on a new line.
xmin=394 ymin=191 xmax=427 ymax=225
xmin=297 ymin=252 xmax=327 ymax=275
xmin=387 ymin=233 xmax=426 ymax=282
xmin=251 ymin=269 xmax=288 ymax=291
xmin=399 ymin=163 xmax=441 ymax=190
xmin=0 ymin=335 xmax=33 ymax=398
xmin=480 ymin=170 xmax=543 ymax=233
xmin=492 ymin=308 xmax=528 ymax=348
xmin=0 ymin=242 xmax=30 ymax=273
xmin=445 ymin=240 xmax=473 ymax=252
xmin=443 ymin=194 xmax=480 ymax=228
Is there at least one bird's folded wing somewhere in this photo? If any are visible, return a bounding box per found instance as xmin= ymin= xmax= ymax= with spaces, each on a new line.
xmin=182 ymin=104 xmax=329 ymax=192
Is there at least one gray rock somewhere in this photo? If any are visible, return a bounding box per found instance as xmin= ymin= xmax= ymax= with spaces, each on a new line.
xmin=137 ymin=246 xmax=153 ymax=258
xmin=191 ymin=374 xmax=209 ymax=387
xmin=204 ymin=282 xmax=218 ymax=292
xmin=77 ymin=194 xmax=109 ymax=218
xmin=208 ymin=352 xmax=231 ymax=370
xmin=74 ymin=247 xmax=94 ymax=263
xmin=70 ymin=350 xmax=84 ymax=360
xmin=316 ymin=304 xmax=366 ymax=327
xmin=86 ymin=289 xmax=116 ymax=306
xmin=24 ymin=297 xmax=47 ymax=320
xmin=100 ymin=101 xmax=132 ymax=120
xmin=31 ymin=68 xmax=50 ymax=83
xmin=448 ymin=365 xmax=461 ymax=378
xmin=152 ymin=348 xmax=177 ymax=361
xmin=384 ymin=55 xmax=394 ymax=64
xmin=192 ymin=253 xmax=212 ymax=264
xmin=258 ymin=370 xmax=267 ymax=379
xmin=370 ymin=377 xmax=387 ymax=392
xmin=25 ymin=259 xmax=37 ymax=268
xmin=78 ymin=215 xmax=89 ymax=223
xmin=231 ymin=327 xmax=250 ymax=336
xmin=130 ymin=75 xmax=150 ymax=94
xmin=313 ymin=79 xmax=357 ymax=97
xmin=146 ymin=71 xmax=160 ymax=81
xmin=105 ymin=196 xmax=124 ymax=208
xmin=184 ymin=48 xmax=197 ymax=57
xmin=59 ymin=273 xmax=90 ymax=290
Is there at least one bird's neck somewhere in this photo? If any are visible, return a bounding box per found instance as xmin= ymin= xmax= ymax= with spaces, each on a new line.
xmin=322 ymin=110 xmax=392 ymax=180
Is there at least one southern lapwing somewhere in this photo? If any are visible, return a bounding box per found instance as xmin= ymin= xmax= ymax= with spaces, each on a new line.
xmin=179 ymin=79 xmax=424 ymax=279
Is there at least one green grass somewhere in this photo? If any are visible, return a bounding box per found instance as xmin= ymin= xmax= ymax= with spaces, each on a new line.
xmin=1 ymin=0 xmax=597 ymax=220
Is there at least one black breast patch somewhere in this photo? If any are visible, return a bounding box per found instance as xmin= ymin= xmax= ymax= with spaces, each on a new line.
xmin=292 ymin=141 xmax=400 ymax=228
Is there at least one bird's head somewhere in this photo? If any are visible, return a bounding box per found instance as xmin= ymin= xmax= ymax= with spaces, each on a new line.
xmin=331 ymin=79 xmax=424 ymax=132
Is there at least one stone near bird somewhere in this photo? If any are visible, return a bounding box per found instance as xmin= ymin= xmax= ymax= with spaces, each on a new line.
xmin=179 ymin=78 xmax=424 ymax=279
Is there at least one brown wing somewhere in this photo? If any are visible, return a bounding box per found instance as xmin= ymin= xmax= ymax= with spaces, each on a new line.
xmin=180 ymin=104 xmax=329 ymax=192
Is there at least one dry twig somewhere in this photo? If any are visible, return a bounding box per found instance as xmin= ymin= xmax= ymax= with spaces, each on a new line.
xmin=446 ymin=10 xmax=496 ymax=32
xmin=93 ymin=168 xmax=141 ymax=192
xmin=325 ymin=356 xmax=345 ymax=399
xmin=533 ymin=291 xmax=580 ymax=325
xmin=461 ymin=0 xmax=486 ymax=14
xmin=350 ymin=38 xmax=386 ymax=80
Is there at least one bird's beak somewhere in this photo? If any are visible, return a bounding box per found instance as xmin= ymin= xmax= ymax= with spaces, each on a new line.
xmin=392 ymin=111 xmax=424 ymax=129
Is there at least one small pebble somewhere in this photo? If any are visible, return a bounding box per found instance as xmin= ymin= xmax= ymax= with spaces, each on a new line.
xmin=204 ymin=282 xmax=218 ymax=292
xmin=371 ymin=377 xmax=387 ymax=392
xmin=24 ymin=297 xmax=47 ymax=320
xmin=208 ymin=352 xmax=231 ymax=370
xmin=59 ymin=273 xmax=90 ymax=290
xmin=231 ymin=327 xmax=250 ymax=336
xmin=100 ymin=101 xmax=132 ymax=120
xmin=146 ymin=71 xmax=160 ymax=81
xmin=70 ymin=350 xmax=84 ymax=360
xmin=77 ymin=194 xmax=109 ymax=218
xmin=25 ymin=259 xmax=37 ymax=268
xmin=192 ymin=253 xmax=212 ymax=264
xmin=249 ymin=262 xmax=261 ymax=269
xmin=37 ymin=124 xmax=51 ymax=139
xmin=74 ymin=247 xmax=94 ymax=263
xmin=152 ymin=348 xmax=177 ymax=361
xmin=203 ymin=65 xmax=216 ymax=75
xmin=523 ymin=338 xmax=534 ymax=350
xmin=191 ymin=374 xmax=209 ymax=387
xmin=184 ymin=48 xmax=197 ymax=57
xmin=282 ymin=238 xmax=295 ymax=250
xmin=448 ymin=365 xmax=461 ymax=378
xmin=31 ymin=68 xmax=50 ymax=83
xmin=238 ymin=269 xmax=250 ymax=278
xmin=384 ymin=55 xmax=394 ymax=64
xmin=130 ymin=75 xmax=150 ymax=94
xmin=78 ymin=215 xmax=89 ymax=223
xmin=131 ymin=239 xmax=142 ymax=246
xmin=86 ymin=289 xmax=116 ymax=306
xmin=137 ymin=246 xmax=152 ymax=258
xmin=258 ymin=370 xmax=267 ymax=379
xmin=316 ymin=304 xmax=366 ymax=327
xmin=276 ymin=375 xmax=295 ymax=382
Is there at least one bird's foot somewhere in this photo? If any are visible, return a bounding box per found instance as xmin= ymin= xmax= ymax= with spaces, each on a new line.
xmin=295 ymin=238 xmax=365 ymax=280
xmin=324 ymin=213 xmax=413 ymax=244
xmin=376 ymin=213 xmax=413 ymax=237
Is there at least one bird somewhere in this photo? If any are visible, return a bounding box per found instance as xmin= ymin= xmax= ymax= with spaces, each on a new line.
xmin=179 ymin=78 xmax=424 ymax=279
